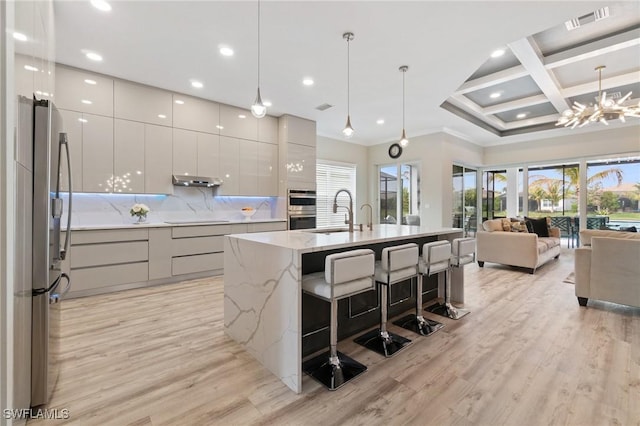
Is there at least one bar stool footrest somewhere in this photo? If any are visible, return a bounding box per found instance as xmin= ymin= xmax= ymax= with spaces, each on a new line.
xmin=353 ymin=329 xmax=411 ymax=357
xmin=393 ymin=314 xmax=444 ymax=336
xmin=302 ymin=351 xmax=367 ymax=391
xmin=425 ymin=302 xmax=470 ymax=320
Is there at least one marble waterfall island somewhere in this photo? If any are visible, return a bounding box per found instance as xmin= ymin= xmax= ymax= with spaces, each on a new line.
xmin=223 ymin=225 xmax=464 ymax=393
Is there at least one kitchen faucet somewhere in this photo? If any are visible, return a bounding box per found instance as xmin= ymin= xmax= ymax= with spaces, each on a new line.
xmin=333 ymin=189 xmax=354 ymax=233
xmin=360 ymin=203 xmax=373 ymax=231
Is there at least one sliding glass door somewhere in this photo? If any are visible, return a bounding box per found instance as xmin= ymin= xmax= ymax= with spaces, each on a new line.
xmin=453 ymin=165 xmax=477 ymax=236
xmin=378 ymin=163 xmax=420 ymax=225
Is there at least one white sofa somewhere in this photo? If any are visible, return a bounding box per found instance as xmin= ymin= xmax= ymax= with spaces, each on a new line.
xmin=574 ymin=229 xmax=640 ymax=308
xmin=476 ymin=219 xmax=561 ymax=274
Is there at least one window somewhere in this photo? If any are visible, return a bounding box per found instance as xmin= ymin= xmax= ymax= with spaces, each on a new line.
xmin=453 ymin=165 xmax=477 ymax=236
xmin=378 ymin=162 xmax=420 ymax=224
xmin=316 ymin=160 xmax=357 ymax=228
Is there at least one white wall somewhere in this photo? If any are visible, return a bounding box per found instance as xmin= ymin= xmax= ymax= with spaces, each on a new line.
xmin=483 ymin=125 xmax=640 ymax=167
xmin=367 ymin=132 xmax=483 ymax=227
xmin=316 ymin=136 xmax=370 ymax=224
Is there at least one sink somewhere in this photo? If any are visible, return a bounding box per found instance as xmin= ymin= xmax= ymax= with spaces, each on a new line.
xmin=303 ymin=228 xmax=351 ymax=235
xmin=164 ymin=219 xmax=230 ymax=225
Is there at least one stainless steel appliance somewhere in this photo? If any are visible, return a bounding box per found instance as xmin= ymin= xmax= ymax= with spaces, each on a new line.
xmin=288 ymin=189 xmax=316 ymax=230
xmin=18 ymin=97 xmax=73 ymax=407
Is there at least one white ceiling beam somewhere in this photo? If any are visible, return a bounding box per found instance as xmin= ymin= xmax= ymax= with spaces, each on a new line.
xmin=545 ymin=28 xmax=640 ymax=69
xmin=483 ymin=94 xmax=549 ymax=115
xmin=508 ymin=37 xmax=570 ymax=113
xmin=562 ymin=72 xmax=640 ymax=98
xmin=504 ymin=114 xmax=558 ymax=130
xmin=449 ymin=94 xmax=508 ymax=130
xmin=455 ymin=65 xmax=529 ymax=95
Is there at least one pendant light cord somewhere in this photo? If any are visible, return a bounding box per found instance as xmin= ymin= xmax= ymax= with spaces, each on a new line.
xmin=402 ymin=68 xmax=406 ymax=129
xmin=347 ymin=36 xmax=350 ymax=115
xmin=257 ymin=0 xmax=261 ymax=87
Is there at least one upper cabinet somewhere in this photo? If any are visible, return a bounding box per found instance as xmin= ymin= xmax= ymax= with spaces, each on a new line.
xmin=114 ymin=119 xmax=145 ymax=193
xmin=280 ymin=115 xmax=316 ymax=147
xmin=219 ymin=104 xmax=257 ymax=141
xmin=258 ymin=115 xmax=278 ymax=144
xmin=114 ymin=80 xmax=172 ymax=126
xmin=172 ymin=94 xmax=220 ymax=134
xmin=55 ymin=66 xmax=114 ymax=117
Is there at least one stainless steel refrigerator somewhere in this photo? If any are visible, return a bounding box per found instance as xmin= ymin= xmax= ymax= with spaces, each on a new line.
xmin=16 ymin=96 xmax=73 ymax=408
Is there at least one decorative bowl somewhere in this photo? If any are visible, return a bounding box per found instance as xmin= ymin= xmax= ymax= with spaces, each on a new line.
xmin=241 ymin=208 xmax=256 ymax=220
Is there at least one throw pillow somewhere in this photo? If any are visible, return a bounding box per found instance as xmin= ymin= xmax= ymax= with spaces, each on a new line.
xmin=500 ymin=218 xmax=511 ymax=231
xmin=525 ymin=217 xmax=550 ymax=237
xmin=482 ymin=218 xmax=504 ymax=232
xmin=620 ymin=226 xmax=637 ymax=233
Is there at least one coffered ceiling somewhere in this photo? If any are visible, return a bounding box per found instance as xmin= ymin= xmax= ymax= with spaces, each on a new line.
xmin=442 ymin=2 xmax=640 ymax=139
xmin=18 ymin=1 xmax=640 ymax=146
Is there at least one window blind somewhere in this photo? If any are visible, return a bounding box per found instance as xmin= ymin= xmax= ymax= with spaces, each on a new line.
xmin=316 ymin=161 xmax=357 ymax=228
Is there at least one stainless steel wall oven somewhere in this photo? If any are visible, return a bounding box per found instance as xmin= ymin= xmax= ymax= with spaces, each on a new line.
xmin=288 ymin=189 xmax=316 ymax=230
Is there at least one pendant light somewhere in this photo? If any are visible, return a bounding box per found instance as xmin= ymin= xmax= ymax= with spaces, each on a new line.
xmin=251 ymin=0 xmax=266 ymax=118
xmin=342 ymin=32 xmax=355 ymax=138
xmin=399 ymin=65 xmax=409 ymax=147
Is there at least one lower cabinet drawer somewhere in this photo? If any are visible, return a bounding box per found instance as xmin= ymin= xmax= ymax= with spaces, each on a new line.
xmin=70 ymin=241 xmax=148 ymax=268
xmin=172 ymin=236 xmax=224 ymax=256
xmin=247 ymin=222 xmax=287 ymax=233
xmin=70 ymin=262 xmax=149 ymax=292
xmin=172 ymin=253 xmax=223 ymax=276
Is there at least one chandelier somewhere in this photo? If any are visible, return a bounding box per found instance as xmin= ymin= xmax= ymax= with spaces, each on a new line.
xmin=556 ymin=65 xmax=640 ymax=129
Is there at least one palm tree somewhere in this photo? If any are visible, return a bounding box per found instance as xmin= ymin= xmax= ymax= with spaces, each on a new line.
xmin=563 ymin=166 xmax=623 ymax=197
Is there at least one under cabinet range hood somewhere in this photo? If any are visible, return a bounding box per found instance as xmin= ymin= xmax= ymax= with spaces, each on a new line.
xmin=172 ymin=175 xmax=222 ymax=187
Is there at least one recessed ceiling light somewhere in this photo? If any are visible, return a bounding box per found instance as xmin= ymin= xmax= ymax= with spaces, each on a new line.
xmin=191 ymin=80 xmax=203 ymax=88
xmin=78 ymin=118 xmax=88 ymax=123
xmin=302 ymin=78 xmax=314 ymax=86
xmin=489 ymin=92 xmax=502 ymax=99
xmin=490 ymin=49 xmax=505 ymax=58
xmin=216 ymin=125 xmax=224 ymax=130
xmin=376 ymin=119 xmax=385 ymax=125
xmin=174 ymin=100 xmax=184 ymax=105
xmin=263 ymin=100 xmax=272 ymax=107
xmin=158 ymin=114 xmax=166 ymax=119
xmin=85 ymin=52 xmax=103 ymax=62
xmin=84 ymin=79 xmax=97 ymax=85
xmin=24 ymin=65 xmax=38 ymax=72
xmin=81 ymin=99 xmax=92 ymax=104
xmin=219 ymin=47 xmax=234 ymax=57
xmin=90 ymin=0 xmax=112 ymax=12
xmin=238 ymin=114 xmax=246 ymax=119
xmin=13 ymin=32 xmax=27 ymax=42
xmin=516 ymin=112 xmax=528 ymax=119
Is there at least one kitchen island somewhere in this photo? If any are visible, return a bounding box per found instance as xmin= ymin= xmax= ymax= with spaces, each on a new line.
xmin=223 ymin=225 xmax=464 ymax=393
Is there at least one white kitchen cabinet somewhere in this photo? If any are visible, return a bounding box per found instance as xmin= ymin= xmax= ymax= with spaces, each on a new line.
xmin=114 ymin=80 xmax=172 ymax=126
xmin=145 ymin=124 xmax=173 ymax=194
xmin=218 ymin=136 xmax=240 ymax=195
xmin=197 ymin=133 xmax=220 ymax=178
xmin=285 ymin=143 xmax=316 ymax=190
xmin=172 ymin=94 xmax=220 ymax=134
xmin=114 ymin=119 xmax=145 ymax=193
xmin=55 ymin=65 xmax=114 ymax=117
xmin=258 ymin=142 xmax=278 ymax=196
xmin=239 ymin=139 xmax=258 ymax=195
xmin=280 ymin=114 xmax=316 ymax=147
xmin=58 ymin=109 xmax=83 ymax=192
xmin=219 ymin=104 xmax=257 ymax=141
xmin=172 ymin=128 xmax=198 ymax=176
xmin=257 ymin=115 xmax=278 ymax=144
xmin=82 ymin=114 xmax=114 ymax=192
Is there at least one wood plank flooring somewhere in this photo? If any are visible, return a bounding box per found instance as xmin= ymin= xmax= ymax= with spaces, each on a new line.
xmin=29 ymin=247 xmax=640 ymax=426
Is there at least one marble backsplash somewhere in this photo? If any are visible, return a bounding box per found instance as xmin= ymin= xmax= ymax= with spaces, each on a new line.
xmin=61 ymin=187 xmax=286 ymax=227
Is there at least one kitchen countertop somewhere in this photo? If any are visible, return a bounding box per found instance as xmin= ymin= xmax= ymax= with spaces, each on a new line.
xmin=227 ymin=224 xmax=463 ymax=254
xmin=67 ymin=218 xmax=286 ymax=231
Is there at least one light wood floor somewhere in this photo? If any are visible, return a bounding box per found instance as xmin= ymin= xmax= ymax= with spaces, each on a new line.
xmin=30 ymin=247 xmax=639 ymax=426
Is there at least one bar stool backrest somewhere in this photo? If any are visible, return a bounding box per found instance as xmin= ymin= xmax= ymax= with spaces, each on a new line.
xmin=451 ymin=238 xmax=476 ymax=267
xmin=422 ymin=241 xmax=451 ymax=275
xmin=380 ymin=243 xmax=419 ymax=273
xmin=325 ymin=249 xmax=375 ymax=286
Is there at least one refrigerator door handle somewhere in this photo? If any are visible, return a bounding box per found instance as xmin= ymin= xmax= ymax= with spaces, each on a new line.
xmin=58 ymin=133 xmax=72 ymax=261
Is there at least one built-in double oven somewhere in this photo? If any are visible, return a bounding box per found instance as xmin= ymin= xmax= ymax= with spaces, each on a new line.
xmin=288 ymin=189 xmax=316 ymax=230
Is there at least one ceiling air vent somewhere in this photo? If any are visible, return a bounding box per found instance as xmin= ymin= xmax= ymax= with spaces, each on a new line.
xmin=315 ymin=103 xmax=333 ymax=111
